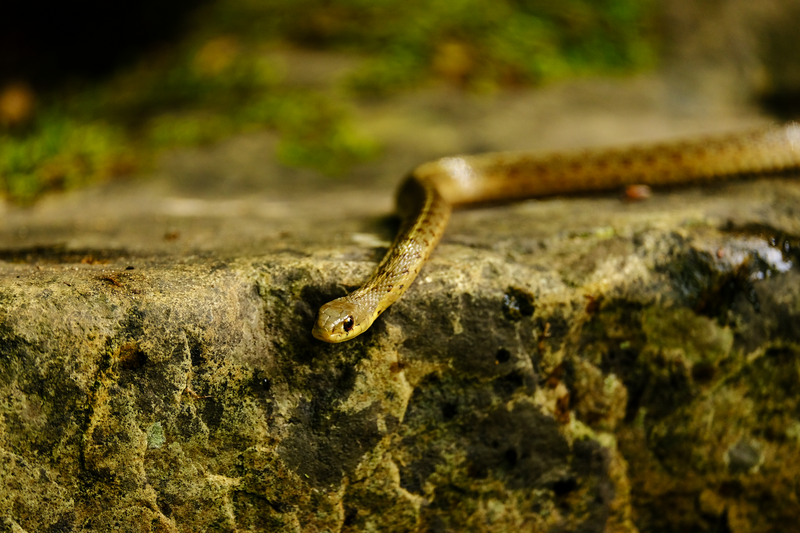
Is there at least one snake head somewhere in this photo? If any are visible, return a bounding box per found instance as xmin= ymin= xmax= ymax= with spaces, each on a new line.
xmin=312 ymin=298 xmax=365 ymax=343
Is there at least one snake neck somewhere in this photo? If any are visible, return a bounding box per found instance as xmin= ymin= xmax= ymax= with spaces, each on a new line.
xmin=353 ymin=176 xmax=452 ymax=326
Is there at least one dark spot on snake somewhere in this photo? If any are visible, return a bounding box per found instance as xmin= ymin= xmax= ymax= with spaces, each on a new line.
xmin=343 ymin=316 xmax=354 ymax=332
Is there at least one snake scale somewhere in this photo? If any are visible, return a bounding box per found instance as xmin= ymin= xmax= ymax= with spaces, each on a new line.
xmin=312 ymin=123 xmax=800 ymax=343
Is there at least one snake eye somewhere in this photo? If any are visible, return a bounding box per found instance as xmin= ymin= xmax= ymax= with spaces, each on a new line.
xmin=343 ymin=316 xmax=354 ymax=332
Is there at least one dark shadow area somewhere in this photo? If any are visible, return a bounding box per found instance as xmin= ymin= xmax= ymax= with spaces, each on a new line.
xmin=0 ymin=245 xmax=131 ymax=264
xmin=0 ymin=0 xmax=210 ymax=88
xmin=760 ymin=90 xmax=800 ymax=122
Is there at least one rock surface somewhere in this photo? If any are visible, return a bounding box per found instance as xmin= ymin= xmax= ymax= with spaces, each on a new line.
xmin=2 ymin=75 xmax=800 ymax=533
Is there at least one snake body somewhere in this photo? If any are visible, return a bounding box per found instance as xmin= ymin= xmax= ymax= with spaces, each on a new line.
xmin=312 ymin=123 xmax=800 ymax=343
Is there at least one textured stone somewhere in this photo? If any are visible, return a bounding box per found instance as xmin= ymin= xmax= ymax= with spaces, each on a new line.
xmin=2 ymin=70 xmax=800 ymax=531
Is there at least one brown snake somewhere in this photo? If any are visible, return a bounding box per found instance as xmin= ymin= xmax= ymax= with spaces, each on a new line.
xmin=312 ymin=123 xmax=800 ymax=343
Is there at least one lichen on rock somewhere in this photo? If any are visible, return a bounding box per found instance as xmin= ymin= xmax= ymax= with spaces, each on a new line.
xmin=1 ymin=171 xmax=799 ymax=532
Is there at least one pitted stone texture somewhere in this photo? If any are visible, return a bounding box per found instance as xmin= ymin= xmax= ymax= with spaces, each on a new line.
xmin=2 ymin=71 xmax=800 ymax=531
xmin=1 ymin=173 xmax=800 ymax=531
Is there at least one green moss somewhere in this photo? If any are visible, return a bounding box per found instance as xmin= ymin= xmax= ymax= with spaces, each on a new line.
xmin=242 ymin=92 xmax=379 ymax=174
xmin=147 ymin=113 xmax=237 ymax=148
xmin=0 ymin=0 xmax=655 ymax=203
xmin=0 ymin=117 xmax=130 ymax=204
xmin=211 ymin=0 xmax=657 ymax=94
xmin=146 ymin=422 xmax=166 ymax=449
xmin=642 ymin=307 xmax=733 ymax=367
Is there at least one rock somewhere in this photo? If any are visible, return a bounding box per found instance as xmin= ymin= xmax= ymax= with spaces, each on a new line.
xmin=657 ymin=0 xmax=800 ymax=113
xmin=2 ymin=78 xmax=800 ymax=532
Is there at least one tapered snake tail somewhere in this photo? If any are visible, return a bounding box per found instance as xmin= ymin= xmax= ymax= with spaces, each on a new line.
xmin=313 ymin=123 xmax=800 ymax=343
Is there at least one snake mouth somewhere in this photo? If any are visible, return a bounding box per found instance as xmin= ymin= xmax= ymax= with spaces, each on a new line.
xmin=312 ymin=316 xmax=360 ymax=343
xmin=311 ymin=322 xmax=332 ymax=342
xmin=312 ymin=324 xmax=352 ymax=343
xmin=311 ymin=312 xmax=334 ymax=342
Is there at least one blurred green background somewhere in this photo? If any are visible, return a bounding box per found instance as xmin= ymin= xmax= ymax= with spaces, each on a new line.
xmin=0 ymin=0 xmax=656 ymax=203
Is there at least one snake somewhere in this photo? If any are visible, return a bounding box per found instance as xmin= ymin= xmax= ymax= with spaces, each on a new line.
xmin=312 ymin=123 xmax=800 ymax=343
